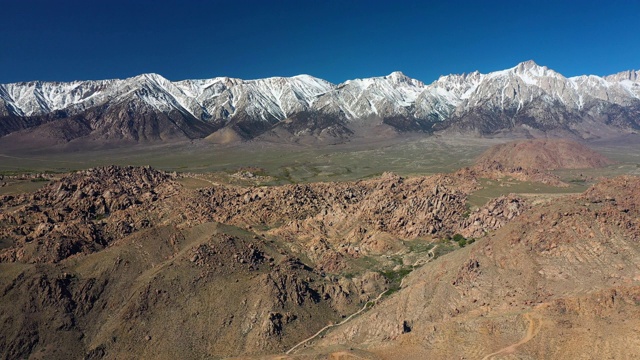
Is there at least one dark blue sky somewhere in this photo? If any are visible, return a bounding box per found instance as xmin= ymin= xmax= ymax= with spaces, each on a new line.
xmin=1 ymin=0 xmax=638 ymax=84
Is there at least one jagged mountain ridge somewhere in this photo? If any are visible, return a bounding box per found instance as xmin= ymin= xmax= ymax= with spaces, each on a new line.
xmin=1 ymin=60 xmax=639 ymax=145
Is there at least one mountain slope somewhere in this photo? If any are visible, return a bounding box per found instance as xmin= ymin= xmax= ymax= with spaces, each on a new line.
xmin=433 ymin=62 xmax=640 ymax=137
xmin=0 ymin=166 xmax=520 ymax=358
xmin=300 ymin=175 xmax=640 ymax=359
xmin=1 ymin=61 xmax=640 ymax=147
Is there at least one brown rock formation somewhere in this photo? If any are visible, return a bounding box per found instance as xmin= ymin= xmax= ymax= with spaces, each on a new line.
xmin=469 ymin=138 xmax=615 ymax=185
xmin=300 ymin=175 xmax=640 ymax=359
xmin=0 ymin=165 xmax=543 ymax=359
xmin=476 ymin=138 xmax=614 ymax=171
xmin=0 ymin=166 xmax=179 ymax=263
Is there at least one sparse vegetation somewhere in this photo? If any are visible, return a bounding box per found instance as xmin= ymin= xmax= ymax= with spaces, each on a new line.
xmin=431 ymin=241 xmax=458 ymax=258
xmin=0 ymin=137 xmax=494 ymax=184
xmin=30 ymin=177 xmax=49 ymax=182
xmin=449 ymin=233 xmax=475 ymax=247
xmin=380 ymin=267 xmax=413 ymax=283
xmin=407 ymin=240 xmax=435 ymax=253
xmin=1 ymin=138 xmax=639 ymax=359
xmin=380 ymin=267 xmax=413 ymax=295
xmin=467 ymin=178 xmax=585 ymax=208
xmin=92 ymin=213 xmax=109 ymax=221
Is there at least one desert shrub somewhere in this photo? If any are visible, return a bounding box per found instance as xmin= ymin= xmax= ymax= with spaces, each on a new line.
xmin=453 ymin=233 xmax=467 ymax=247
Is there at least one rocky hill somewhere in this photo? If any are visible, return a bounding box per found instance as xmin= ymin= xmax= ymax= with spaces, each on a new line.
xmin=0 ymin=166 xmax=638 ymax=358
xmin=295 ymin=176 xmax=640 ymax=359
xmin=475 ymin=138 xmax=614 ymax=171
xmin=469 ymin=138 xmax=614 ymax=185
xmin=0 ymin=166 xmax=524 ymax=359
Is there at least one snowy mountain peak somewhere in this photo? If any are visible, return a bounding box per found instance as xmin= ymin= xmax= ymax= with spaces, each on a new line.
xmin=511 ymin=60 xmax=562 ymax=80
xmin=136 ymin=72 xmax=164 ymax=80
xmin=604 ymin=70 xmax=640 ymax=82
xmin=2 ymin=62 xmax=640 ymax=142
xmin=480 ymin=60 xmax=563 ymax=85
xmin=291 ymin=74 xmax=332 ymax=83
xmin=429 ymin=71 xmax=484 ymax=101
xmin=514 ymin=59 xmax=544 ymax=72
xmin=434 ymin=70 xmax=483 ymax=85
xmin=384 ymin=71 xmax=424 ymax=87
xmin=126 ymin=73 xmax=167 ymax=87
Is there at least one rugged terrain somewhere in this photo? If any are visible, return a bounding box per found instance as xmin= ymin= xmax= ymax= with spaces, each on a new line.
xmin=293 ymin=176 xmax=640 ymax=359
xmin=0 ymin=165 xmax=525 ymax=359
xmin=474 ymin=138 xmax=614 ymax=171
xmin=468 ymin=138 xmax=615 ymax=185
xmin=1 ymin=61 xmax=639 ymax=150
xmin=0 ymin=138 xmax=638 ymax=359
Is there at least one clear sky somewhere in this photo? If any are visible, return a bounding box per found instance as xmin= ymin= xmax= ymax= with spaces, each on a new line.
xmin=1 ymin=0 xmax=638 ymax=84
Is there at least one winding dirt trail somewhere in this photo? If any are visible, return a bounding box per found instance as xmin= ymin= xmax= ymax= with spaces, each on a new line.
xmin=398 ymin=244 xmax=439 ymax=290
xmin=286 ymin=247 xmax=440 ymax=355
xmin=481 ymin=312 xmax=541 ymax=360
xmin=186 ymin=174 xmax=221 ymax=186
xmin=285 ymin=289 xmax=389 ymax=355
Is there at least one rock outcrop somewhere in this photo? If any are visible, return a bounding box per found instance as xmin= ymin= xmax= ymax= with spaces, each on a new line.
xmin=0 ymin=166 xmax=178 ymax=263
xmin=475 ymin=138 xmax=614 ymax=171
xmin=302 ymin=175 xmax=640 ymax=359
xmin=467 ymin=138 xmax=615 ymax=185
xmin=0 ymin=165 xmax=539 ymax=359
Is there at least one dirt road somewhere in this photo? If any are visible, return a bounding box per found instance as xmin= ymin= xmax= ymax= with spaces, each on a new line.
xmin=481 ymin=312 xmax=541 ymax=360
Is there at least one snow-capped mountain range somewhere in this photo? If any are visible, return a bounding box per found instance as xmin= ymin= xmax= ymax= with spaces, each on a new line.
xmin=1 ymin=60 xmax=639 ymax=145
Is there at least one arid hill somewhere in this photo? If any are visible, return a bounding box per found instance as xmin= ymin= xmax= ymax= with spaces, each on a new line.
xmin=0 ymin=166 xmax=524 ymax=359
xmin=468 ymin=138 xmax=615 ymax=185
xmin=1 ymin=165 xmax=638 ymax=359
xmin=292 ymin=176 xmax=640 ymax=359
xmin=475 ymin=138 xmax=614 ymax=172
